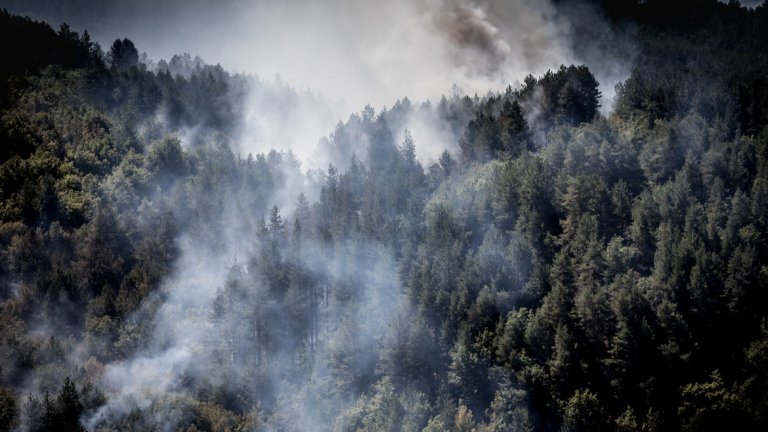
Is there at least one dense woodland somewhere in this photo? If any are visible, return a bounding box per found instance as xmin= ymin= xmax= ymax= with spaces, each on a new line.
xmin=1 ymin=1 xmax=768 ymax=431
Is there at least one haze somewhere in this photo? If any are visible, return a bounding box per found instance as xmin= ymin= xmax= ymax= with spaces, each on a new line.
xmin=1 ymin=0 xmax=602 ymax=115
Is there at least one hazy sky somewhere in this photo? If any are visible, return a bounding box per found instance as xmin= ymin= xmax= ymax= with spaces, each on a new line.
xmin=3 ymin=0 xmax=762 ymax=115
xmin=0 ymin=0 xmax=582 ymax=111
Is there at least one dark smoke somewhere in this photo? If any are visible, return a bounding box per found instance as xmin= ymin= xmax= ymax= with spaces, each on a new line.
xmin=431 ymin=1 xmax=510 ymax=74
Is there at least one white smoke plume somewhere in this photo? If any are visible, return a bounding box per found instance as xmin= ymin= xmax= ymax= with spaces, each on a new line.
xmin=1 ymin=0 xmax=635 ymax=165
xmin=0 ymin=1 xmax=641 ymax=429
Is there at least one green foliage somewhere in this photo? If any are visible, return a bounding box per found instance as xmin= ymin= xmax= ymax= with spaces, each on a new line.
xmin=1 ymin=4 xmax=768 ymax=431
xmin=460 ymin=96 xmax=531 ymax=162
xmin=107 ymin=38 xmax=139 ymax=71
xmin=0 ymin=387 xmax=18 ymax=432
xmin=147 ymin=136 xmax=188 ymax=186
xmin=561 ymin=389 xmax=604 ymax=432
xmin=678 ymin=371 xmax=745 ymax=432
xmin=518 ymin=65 xmax=601 ymax=134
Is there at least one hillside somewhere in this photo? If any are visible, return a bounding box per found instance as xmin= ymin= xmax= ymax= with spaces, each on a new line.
xmin=0 ymin=2 xmax=768 ymax=431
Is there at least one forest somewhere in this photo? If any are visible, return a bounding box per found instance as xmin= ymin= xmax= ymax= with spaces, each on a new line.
xmin=0 ymin=0 xmax=768 ymax=431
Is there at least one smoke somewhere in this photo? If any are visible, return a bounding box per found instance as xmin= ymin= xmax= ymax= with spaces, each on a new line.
xmin=430 ymin=0 xmax=511 ymax=75
xmin=406 ymin=105 xmax=464 ymax=164
xmin=0 ymin=1 xmax=643 ymax=429
xmin=83 ymin=221 xmax=409 ymax=430
xmin=235 ymin=77 xmax=337 ymax=169
xmin=0 ymin=0 xmax=637 ymax=164
xmin=553 ymin=0 xmax=639 ymax=112
xmin=83 ymin=234 xmax=241 ymax=430
xmin=227 ymin=0 xmax=635 ymax=163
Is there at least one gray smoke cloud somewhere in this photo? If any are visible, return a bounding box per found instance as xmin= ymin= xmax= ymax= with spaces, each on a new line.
xmin=430 ymin=0 xmax=511 ymax=75
xmin=0 ymin=0 xmax=632 ymax=121
xmin=0 ymin=1 xmax=644 ymax=429
xmin=0 ymin=0 xmax=639 ymax=169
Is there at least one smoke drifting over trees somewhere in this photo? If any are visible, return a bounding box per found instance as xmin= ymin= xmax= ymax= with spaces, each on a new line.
xmin=0 ymin=1 xmax=768 ymax=431
xmin=0 ymin=0 xmax=627 ymax=116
